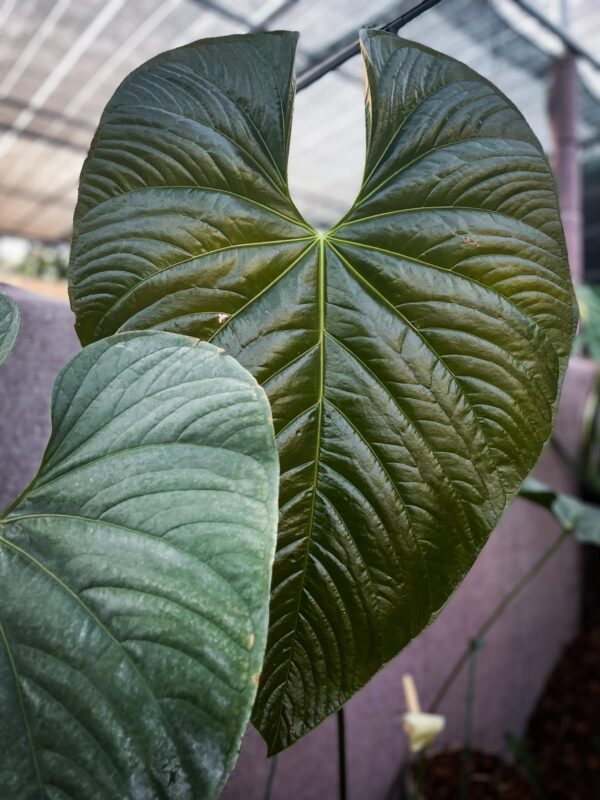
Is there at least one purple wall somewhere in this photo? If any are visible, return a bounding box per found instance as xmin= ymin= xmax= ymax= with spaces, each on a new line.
xmin=0 ymin=285 xmax=79 ymax=508
xmin=0 ymin=285 xmax=587 ymax=800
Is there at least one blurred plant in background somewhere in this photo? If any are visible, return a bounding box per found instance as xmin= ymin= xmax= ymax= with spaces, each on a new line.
xmin=0 ymin=236 xmax=68 ymax=282
xmin=571 ymin=285 xmax=600 ymax=503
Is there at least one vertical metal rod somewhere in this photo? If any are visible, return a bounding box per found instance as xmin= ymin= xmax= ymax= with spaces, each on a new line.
xmin=262 ymin=754 xmax=278 ymax=800
xmin=296 ymin=0 xmax=444 ymax=91
xmin=459 ymin=639 xmax=483 ymax=800
xmin=549 ymin=50 xmax=584 ymax=282
xmin=548 ymin=1 xmax=583 ymax=283
xmin=337 ymin=707 xmax=347 ymax=800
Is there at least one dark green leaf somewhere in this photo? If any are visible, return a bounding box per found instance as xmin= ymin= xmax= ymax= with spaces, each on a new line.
xmin=0 ymin=332 xmax=278 ymax=799
xmin=519 ymin=477 xmax=600 ymax=545
xmin=68 ymin=30 xmax=576 ymax=752
xmin=0 ymin=292 xmax=20 ymax=366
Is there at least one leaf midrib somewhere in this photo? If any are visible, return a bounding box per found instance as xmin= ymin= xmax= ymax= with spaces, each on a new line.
xmin=266 ymin=233 xmax=326 ymax=751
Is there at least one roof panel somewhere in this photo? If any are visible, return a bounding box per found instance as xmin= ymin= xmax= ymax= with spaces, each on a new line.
xmin=0 ymin=0 xmax=598 ymax=240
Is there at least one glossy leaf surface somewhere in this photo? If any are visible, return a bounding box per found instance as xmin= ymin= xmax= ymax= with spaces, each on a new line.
xmin=0 ymin=331 xmax=278 ymax=798
xmin=68 ymin=30 xmax=576 ymax=752
xmin=0 ymin=292 xmax=20 ymax=366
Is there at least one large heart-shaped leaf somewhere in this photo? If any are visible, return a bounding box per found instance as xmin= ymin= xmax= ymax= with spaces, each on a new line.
xmin=0 ymin=329 xmax=278 ymax=798
xmin=68 ymin=30 xmax=576 ymax=752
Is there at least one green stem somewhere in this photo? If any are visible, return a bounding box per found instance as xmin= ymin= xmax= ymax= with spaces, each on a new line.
xmin=416 ymin=751 xmax=427 ymax=797
xmin=430 ymin=528 xmax=570 ymax=713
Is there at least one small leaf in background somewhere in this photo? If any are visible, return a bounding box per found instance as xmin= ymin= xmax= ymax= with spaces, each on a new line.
xmin=576 ymin=284 xmax=600 ymax=361
xmin=0 ymin=331 xmax=279 ymax=800
xmin=519 ymin=477 xmax=600 ymax=546
xmin=68 ymin=30 xmax=576 ymax=752
xmin=0 ymin=292 xmax=20 ymax=366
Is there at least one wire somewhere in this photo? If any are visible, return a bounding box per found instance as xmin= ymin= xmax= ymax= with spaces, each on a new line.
xmin=337 ymin=708 xmax=347 ymax=800
xmin=296 ymin=0 xmax=445 ymax=91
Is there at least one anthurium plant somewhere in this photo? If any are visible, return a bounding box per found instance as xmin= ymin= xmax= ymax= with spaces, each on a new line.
xmin=2 ymin=23 xmax=576 ymax=800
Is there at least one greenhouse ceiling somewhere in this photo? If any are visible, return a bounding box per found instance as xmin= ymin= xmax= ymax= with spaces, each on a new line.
xmin=0 ymin=0 xmax=599 ymax=241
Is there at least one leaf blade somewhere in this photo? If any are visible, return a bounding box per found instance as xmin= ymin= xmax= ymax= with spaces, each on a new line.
xmin=67 ymin=31 xmax=576 ymax=753
xmin=0 ymin=332 xmax=279 ymax=799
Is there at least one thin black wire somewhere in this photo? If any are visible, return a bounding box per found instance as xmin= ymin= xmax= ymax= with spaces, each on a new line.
xmin=296 ymin=0 xmax=445 ymax=91
xmin=262 ymin=755 xmax=278 ymax=800
xmin=338 ymin=707 xmax=347 ymax=800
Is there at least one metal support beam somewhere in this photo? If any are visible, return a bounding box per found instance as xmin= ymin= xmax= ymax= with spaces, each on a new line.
xmin=249 ymin=0 xmax=297 ymax=31
xmin=296 ymin=0 xmax=444 ymax=91
xmin=190 ymin=0 xmax=296 ymax=32
xmin=511 ymin=0 xmax=600 ymax=72
xmin=549 ymin=50 xmax=584 ymax=283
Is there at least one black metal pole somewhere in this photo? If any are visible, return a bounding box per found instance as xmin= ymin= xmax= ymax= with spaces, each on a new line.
xmin=262 ymin=754 xmax=278 ymax=800
xmin=338 ymin=707 xmax=347 ymax=800
xmin=296 ymin=0 xmax=445 ymax=91
xmin=511 ymin=0 xmax=600 ymax=71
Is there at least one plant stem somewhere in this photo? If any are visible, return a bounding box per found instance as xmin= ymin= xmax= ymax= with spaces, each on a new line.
xmin=416 ymin=751 xmax=427 ymax=798
xmin=338 ymin=707 xmax=347 ymax=800
xmin=430 ymin=528 xmax=570 ymax=713
xmin=262 ymin=755 xmax=278 ymax=800
xmin=459 ymin=640 xmax=483 ymax=800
